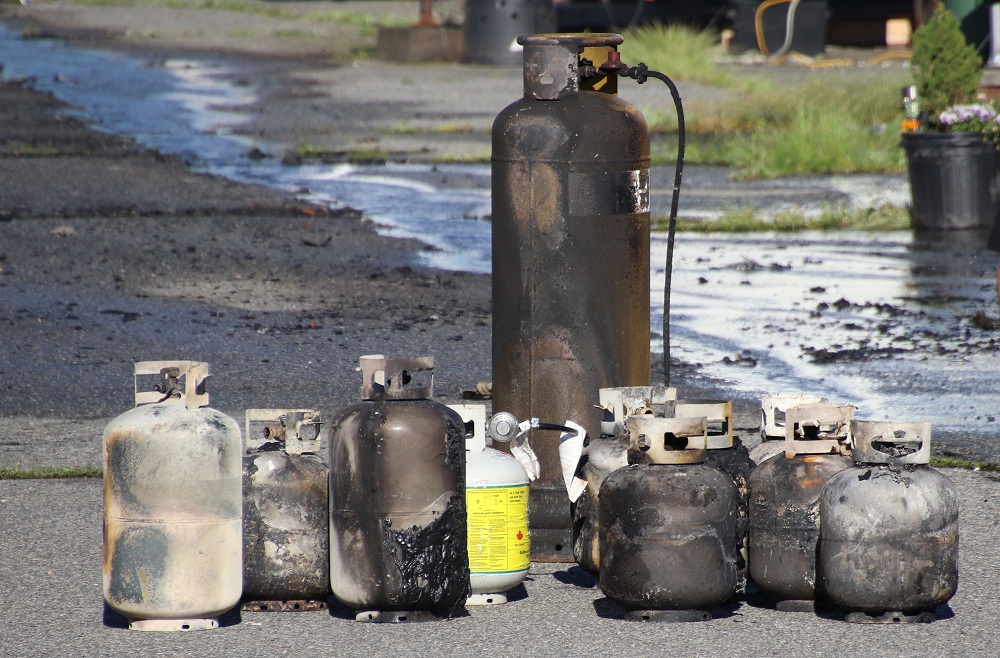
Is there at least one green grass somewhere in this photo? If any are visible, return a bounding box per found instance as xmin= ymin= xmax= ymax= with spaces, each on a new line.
xmin=658 ymin=203 xmax=911 ymax=233
xmin=620 ymin=23 xmax=912 ymax=179
xmin=930 ymin=456 xmax=1000 ymax=472
xmin=0 ymin=466 xmax=103 ymax=480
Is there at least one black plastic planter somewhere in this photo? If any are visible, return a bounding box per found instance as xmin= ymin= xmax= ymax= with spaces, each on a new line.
xmin=901 ymin=131 xmax=996 ymax=231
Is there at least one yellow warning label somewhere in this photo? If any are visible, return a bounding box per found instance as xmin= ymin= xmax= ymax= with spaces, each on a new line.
xmin=466 ymin=484 xmax=530 ymax=573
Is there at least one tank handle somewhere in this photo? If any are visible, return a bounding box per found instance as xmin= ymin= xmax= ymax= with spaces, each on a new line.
xmin=598 ymin=386 xmax=676 ymax=437
xmin=133 ymin=360 xmax=209 ymax=409
xmin=784 ymin=402 xmax=854 ymax=457
xmin=760 ymin=392 xmax=828 ymax=440
xmin=627 ymin=415 xmax=707 ymax=465
xmin=851 ymin=420 xmax=931 ymax=465
xmin=358 ymin=354 xmax=434 ymax=400
xmin=245 ymin=409 xmax=322 ymax=456
xmin=449 ymin=403 xmax=488 ymax=453
xmin=672 ymin=399 xmax=734 ymax=450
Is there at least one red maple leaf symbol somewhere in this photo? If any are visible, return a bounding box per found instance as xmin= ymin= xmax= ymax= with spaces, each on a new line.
xmin=516 ymin=531 xmax=523 ymax=540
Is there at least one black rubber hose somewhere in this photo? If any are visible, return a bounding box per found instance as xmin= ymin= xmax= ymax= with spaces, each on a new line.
xmin=617 ymin=62 xmax=685 ymax=389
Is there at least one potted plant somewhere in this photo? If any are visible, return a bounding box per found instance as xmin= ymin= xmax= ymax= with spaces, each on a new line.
xmin=902 ymin=3 xmax=995 ymax=230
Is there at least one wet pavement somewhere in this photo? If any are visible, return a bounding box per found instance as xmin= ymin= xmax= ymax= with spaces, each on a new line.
xmin=2 ymin=23 xmax=996 ymax=461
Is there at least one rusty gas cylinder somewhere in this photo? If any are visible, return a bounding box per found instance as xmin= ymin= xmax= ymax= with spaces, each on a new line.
xmin=820 ymin=420 xmax=959 ymax=623
xmin=747 ymin=402 xmax=854 ymax=611
xmin=242 ymin=409 xmax=329 ymax=611
xmin=328 ymin=356 xmax=469 ymax=621
xmin=571 ymin=386 xmax=673 ymax=575
xmin=599 ymin=416 xmax=739 ymax=621
xmin=103 ymin=361 xmax=242 ymax=631
xmin=492 ymin=33 xmax=651 ymax=561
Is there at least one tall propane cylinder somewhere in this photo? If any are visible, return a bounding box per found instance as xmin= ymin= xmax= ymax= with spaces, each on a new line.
xmin=820 ymin=420 xmax=959 ymax=623
xmin=572 ymin=386 xmax=674 ymax=575
xmin=599 ymin=416 xmax=739 ymax=621
xmin=450 ymin=404 xmax=530 ymax=605
xmin=328 ymin=356 xmax=470 ymax=621
xmin=492 ymin=32 xmax=651 ymax=561
xmin=103 ymin=361 xmax=242 ymax=631
xmin=747 ymin=402 xmax=854 ymax=611
xmin=242 ymin=409 xmax=329 ymax=611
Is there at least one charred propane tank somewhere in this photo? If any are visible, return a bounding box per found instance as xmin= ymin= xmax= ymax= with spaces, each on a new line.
xmin=492 ymin=32 xmax=651 ymax=561
xmin=747 ymin=402 xmax=854 ymax=612
xmin=328 ymin=356 xmax=469 ymax=622
xmin=103 ymin=361 xmax=242 ymax=631
xmin=571 ymin=386 xmax=675 ymax=575
xmin=449 ymin=405 xmax=530 ymax=605
xmin=820 ymin=420 xmax=959 ymax=623
xmin=672 ymin=399 xmax=754 ymax=586
xmin=599 ymin=416 xmax=739 ymax=621
xmin=752 ymin=393 xmax=828 ymax=464
xmin=242 ymin=409 xmax=329 ymax=612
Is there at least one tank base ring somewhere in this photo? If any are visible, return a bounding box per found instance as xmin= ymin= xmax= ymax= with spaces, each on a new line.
xmin=622 ymin=608 xmax=713 ymax=622
xmin=466 ymin=592 xmax=509 ymax=606
xmin=128 ymin=617 xmax=219 ymax=632
xmin=241 ymin=599 xmax=328 ymax=612
xmin=844 ymin=610 xmax=937 ymax=624
xmin=775 ymin=599 xmax=816 ymax=613
xmin=354 ymin=609 xmax=448 ymax=623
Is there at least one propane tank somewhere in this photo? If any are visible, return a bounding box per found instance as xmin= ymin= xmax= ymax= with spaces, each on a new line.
xmin=571 ymin=386 xmax=674 ymax=575
xmin=492 ymin=33 xmax=651 ymax=561
xmin=820 ymin=420 xmax=959 ymax=623
xmin=103 ymin=361 xmax=242 ymax=631
xmin=752 ymin=393 xmax=828 ymax=464
xmin=449 ymin=404 xmax=530 ymax=605
xmin=673 ymin=399 xmax=754 ymax=586
xmin=242 ymin=409 xmax=329 ymax=611
xmin=599 ymin=416 xmax=739 ymax=621
xmin=328 ymin=356 xmax=469 ymax=622
xmin=747 ymin=402 xmax=854 ymax=611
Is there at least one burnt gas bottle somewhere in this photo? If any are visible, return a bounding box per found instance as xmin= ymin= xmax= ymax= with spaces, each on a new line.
xmin=673 ymin=399 xmax=754 ymax=586
xmin=242 ymin=409 xmax=329 ymax=611
xmin=572 ymin=386 xmax=674 ymax=575
xmin=599 ymin=416 xmax=739 ymax=621
xmin=820 ymin=421 xmax=959 ymax=623
xmin=450 ymin=404 xmax=530 ymax=605
xmin=747 ymin=402 xmax=854 ymax=611
xmin=492 ymin=33 xmax=651 ymax=561
xmin=328 ymin=356 xmax=469 ymax=621
xmin=103 ymin=361 xmax=242 ymax=631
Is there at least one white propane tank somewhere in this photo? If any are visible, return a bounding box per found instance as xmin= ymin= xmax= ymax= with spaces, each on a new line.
xmin=103 ymin=361 xmax=242 ymax=631
xmin=451 ymin=404 xmax=530 ymax=605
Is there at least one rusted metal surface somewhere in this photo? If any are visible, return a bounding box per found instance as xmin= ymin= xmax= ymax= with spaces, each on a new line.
xmin=747 ymin=453 xmax=852 ymax=607
xmin=820 ymin=421 xmax=958 ymax=620
xmin=598 ymin=461 xmax=739 ymax=615
xmin=103 ymin=361 xmax=242 ymax=630
xmin=627 ymin=415 xmax=707 ymax=465
xmin=243 ymin=409 xmax=329 ymax=608
xmin=328 ymin=356 xmax=469 ymax=615
xmin=492 ymin=34 xmax=650 ymax=561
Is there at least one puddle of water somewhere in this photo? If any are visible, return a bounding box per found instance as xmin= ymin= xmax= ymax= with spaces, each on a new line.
xmin=2 ymin=25 xmax=997 ymax=454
